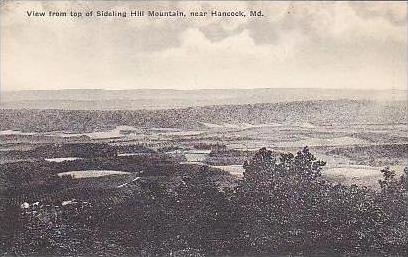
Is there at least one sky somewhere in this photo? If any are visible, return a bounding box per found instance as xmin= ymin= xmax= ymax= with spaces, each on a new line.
xmin=1 ymin=1 xmax=407 ymax=91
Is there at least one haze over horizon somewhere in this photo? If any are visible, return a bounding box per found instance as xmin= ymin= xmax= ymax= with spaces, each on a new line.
xmin=1 ymin=87 xmax=407 ymax=93
xmin=1 ymin=1 xmax=407 ymax=91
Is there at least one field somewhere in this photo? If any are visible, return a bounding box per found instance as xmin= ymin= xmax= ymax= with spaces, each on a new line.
xmin=1 ymin=97 xmax=407 ymax=256
xmin=1 ymin=114 xmax=406 ymax=188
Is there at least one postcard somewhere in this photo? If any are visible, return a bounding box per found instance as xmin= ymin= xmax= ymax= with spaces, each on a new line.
xmin=0 ymin=1 xmax=407 ymax=256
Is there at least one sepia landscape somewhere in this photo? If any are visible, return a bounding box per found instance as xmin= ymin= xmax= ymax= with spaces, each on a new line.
xmin=1 ymin=1 xmax=407 ymax=257
xmin=1 ymin=89 xmax=407 ymax=256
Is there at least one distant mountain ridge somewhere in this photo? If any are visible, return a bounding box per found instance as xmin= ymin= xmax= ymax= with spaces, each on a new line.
xmin=1 ymin=88 xmax=405 ymax=110
xmin=1 ymin=99 xmax=406 ymax=132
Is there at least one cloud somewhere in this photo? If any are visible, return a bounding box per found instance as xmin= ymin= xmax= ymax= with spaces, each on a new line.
xmin=1 ymin=1 xmax=406 ymax=91
xmin=199 ymin=23 xmax=244 ymax=43
xmin=349 ymin=1 xmax=407 ymax=26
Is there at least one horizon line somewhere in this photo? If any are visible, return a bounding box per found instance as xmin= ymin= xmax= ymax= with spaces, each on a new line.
xmin=1 ymin=87 xmax=407 ymax=92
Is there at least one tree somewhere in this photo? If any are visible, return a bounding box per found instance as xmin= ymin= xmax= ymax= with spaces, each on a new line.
xmin=243 ymin=146 xmax=326 ymax=181
xmin=234 ymin=147 xmax=401 ymax=256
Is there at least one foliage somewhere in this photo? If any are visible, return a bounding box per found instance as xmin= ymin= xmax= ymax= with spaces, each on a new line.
xmin=1 ymin=147 xmax=407 ymax=257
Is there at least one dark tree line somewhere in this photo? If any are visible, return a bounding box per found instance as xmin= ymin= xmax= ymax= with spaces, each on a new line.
xmin=1 ymin=147 xmax=407 ymax=257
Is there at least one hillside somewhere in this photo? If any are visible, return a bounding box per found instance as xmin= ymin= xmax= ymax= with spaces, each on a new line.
xmin=1 ymin=100 xmax=406 ymax=132
xmin=1 ymin=88 xmax=405 ymax=110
